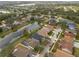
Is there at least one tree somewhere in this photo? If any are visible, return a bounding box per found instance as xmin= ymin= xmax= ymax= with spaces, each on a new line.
xmin=0 ymin=28 xmax=3 ymax=33
xmin=76 ymin=32 xmax=79 ymax=40
xmin=57 ymin=21 xmax=68 ymax=30
xmin=34 ymin=45 xmax=44 ymax=53
xmin=48 ymin=31 xmax=52 ymax=36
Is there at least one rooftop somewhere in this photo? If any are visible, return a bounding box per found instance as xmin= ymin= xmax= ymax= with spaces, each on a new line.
xmin=26 ymin=22 xmax=40 ymax=32
xmin=64 ymin=31 xmax=75 ymax=42
xmin=22 ymin=38 xmax=39 ymax=48
xmin=12 ymin=43 xmax=31 ymax=57
xmin=37 ymin=24 xmax=53 ymax=37
xmin=68 ymin=23 xmax=76 ymax=30
xmin=60 ymin=40 xmax=73 ymax=53
xmin=53 ymin=49 xmax=74 ymax=57
xmin=59 ymin=31 xmax=74 ymax=53
xmin=31 ymin=33 xmax=44 ymax=41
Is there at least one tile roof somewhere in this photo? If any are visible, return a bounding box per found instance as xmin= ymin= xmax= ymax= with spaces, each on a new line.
xmin=54 ymin=49 xmax=74 ymax=57
xmin=60 ymin=40 xmax=73 ymax=53
xmin=64 ymin=32 xmax=74 ymax=43
xmin=59 ymin=31 xmax=74 ymax=53
xmin=37 ymin=24 xmax=53 ymax=37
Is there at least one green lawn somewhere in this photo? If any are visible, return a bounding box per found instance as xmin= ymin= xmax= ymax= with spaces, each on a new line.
xmin=75 ymin=40 xmax=79 ymax=42
xmin=76 ymin=24 xmax=79 ymax=29
xmin=59 ymin=31 xmax=64 ymax=39
xmin=73 ymin=48 xmax=79 ymax=57
xmin=33 ymin=45 xmax=44 ymax=53
xmin=0 ymin=30 xmax=12 ymax=38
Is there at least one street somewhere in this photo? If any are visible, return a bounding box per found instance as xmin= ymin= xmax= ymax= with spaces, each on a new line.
xmin=38 ymin=27 xmax=62 ymax=57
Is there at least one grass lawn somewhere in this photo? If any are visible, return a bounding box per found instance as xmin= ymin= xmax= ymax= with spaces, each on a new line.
xmin=76 ymin=24 xmax=79 ymax=29
xmin=73 ymin=48 xmax=79 ymax=57
xmin=33 ymin=45 xmax=44 ymax=54
xmin=75 ymin=40 xmax=79 ymax=42
xmin=0 ymin=30 xmax=12 ymax=38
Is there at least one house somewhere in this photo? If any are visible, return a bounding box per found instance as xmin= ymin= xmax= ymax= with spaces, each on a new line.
xmin=26 ymin=22 xmax=40 ymax=33
xmin=13 ymin=21 xmax=22 ymax=25
xmin=48 ymin=18 xmax=57 ymax=26
xmin=22 ymin=38 xmax=39 ymax=48
xmin=33 ymin=15 xmax=42 ymax=20
xmin=59 ymin=31 xmax=75 ymax=54
xmin=68 ymin=23 xmax=76 ymax=30
xmin=0 ymin=23 xmax=8 ymax=31
xmin=65 ymin=29 xmax=77 ymax=35
xmin=60 ymin=40 xmax=73 ymax=54
xmin=12 ymin=43 xmax=32 ymax=57
xmin=64 ymin=31 xmax=75 ymax=42
xmin=27 ymin=51 xmax=40 ymax=57
xmin=60 ymin=19 xmax=72 ymax=24
xmin=31 ymin=33 xmax=44 ymax=41
xmin=60 ymin=18 xmax=76 ymax=30
xmin=53 ymin=49 xmax=74 ymax=57
xmin=26 ymin=14 xmax=32 ymax=21
xmin=37 ymin=24 xmax=53 ymax=37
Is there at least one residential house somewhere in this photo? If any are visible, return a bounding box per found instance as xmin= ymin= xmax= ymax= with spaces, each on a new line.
xmin=31 ymin=33 xmax=44 ymax=41
xmin=37 ymin=24 xmax=53 ymax=37
xmin=12 ymin=43 xmax=32 ymax=57
xmin=53 ymin=49 xmax=74 ymax=57
xmin=65 ymin=29 xmax=77 ymax=35
xmin=59 ymin=31 xmax=75 ymax=54
xmin=22 ymin=38 xmax=39 ymax=48
xmin=60 ymin=18 xmax=76 ymax=30
xmin=26 ymin=22 xmax=40 ymax=33
xmin=0 ymin=21 xmax=10 ymax=31
xmin=68 ymin=23 xmax=76 ymax=30
xmin=13 ymin=21 xmax=22 ymax=25
xmin=26 ymin=14 xmax=32 ymax=21
xmin=48 ymin=18 xmax=57 ymax=26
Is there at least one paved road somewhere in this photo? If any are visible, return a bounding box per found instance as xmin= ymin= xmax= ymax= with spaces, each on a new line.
xmin=38 ymin=28 xmax=62 ymax=57
xmin=50 ymin=28 xmax=62 ymax=52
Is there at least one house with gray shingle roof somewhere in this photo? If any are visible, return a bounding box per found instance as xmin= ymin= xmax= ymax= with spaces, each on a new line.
xmin=26 ymin=22 xmax=40 ymax=33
